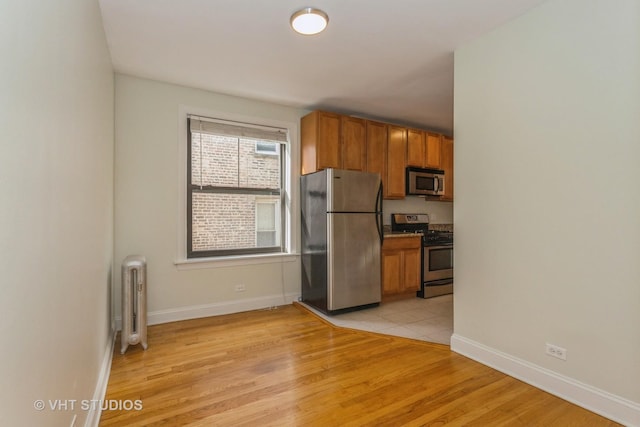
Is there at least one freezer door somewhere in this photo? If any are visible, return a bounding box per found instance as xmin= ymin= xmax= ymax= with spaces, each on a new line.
xmin=327 ymin=213 xmax=381 ymax=311
xmin=327 ymin=169 xmax=381 ymax=213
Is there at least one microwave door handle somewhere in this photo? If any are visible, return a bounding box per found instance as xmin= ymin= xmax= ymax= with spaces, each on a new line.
xmin=434 ymin=176 xmax=439 ymax=193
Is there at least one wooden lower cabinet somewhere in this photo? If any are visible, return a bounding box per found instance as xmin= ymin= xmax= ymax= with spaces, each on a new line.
xmin=382 ymin=236 xmax=421 ymax=301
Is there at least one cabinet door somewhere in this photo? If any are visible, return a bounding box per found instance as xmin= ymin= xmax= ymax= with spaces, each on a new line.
xmin=365 ymin=120 xmax=387 ymax=181
xmin=382 ymin=236 xmax=421 ymax=297
xmin=341 ymin=116 xmax=366 ymax=171
xmin=402 ymin=247 xmax=421 ymax=292
xmin=441 ymin=136 xmax=454 ymax=201
xmin=382 ymin=250 xmax=402 ymax=295
xmin=406 ymin=129 xmax=426 ymax=167
xmin=300 ymin=111 xmax=318 ymax=175
xmin=316 ymin=111 xmax=341 ymax=171
xmin=385 ymin=125 xmax=407 ymax=199
xmin=300 ymin=110 xmax=341 ymax=175
xmin=425 ymin=132 xmax=442 ymax=169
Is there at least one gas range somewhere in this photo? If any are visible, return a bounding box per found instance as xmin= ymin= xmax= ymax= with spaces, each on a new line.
xmin=390 ymin=214 xmax=452 ymax=247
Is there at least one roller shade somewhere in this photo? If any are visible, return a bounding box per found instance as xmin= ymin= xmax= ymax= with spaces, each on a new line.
xmin=189 ymin=115 xmax=288 ymax=143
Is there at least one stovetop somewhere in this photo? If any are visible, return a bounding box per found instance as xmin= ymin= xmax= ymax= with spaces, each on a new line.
xmin=423 ymin=230 xmax=453 ymax=246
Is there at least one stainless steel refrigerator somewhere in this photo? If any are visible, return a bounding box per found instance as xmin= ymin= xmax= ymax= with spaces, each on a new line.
xmin=301 ymin=169 xmax=383 ymax=314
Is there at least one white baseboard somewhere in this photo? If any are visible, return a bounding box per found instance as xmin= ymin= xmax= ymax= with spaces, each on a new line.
xmin=451 ymin=334 xmax=640 ymax=427
xmin=115 ymin=292 xmax=301 ymax=330
xmin=84 ymin=329 xmax=117 ymax=427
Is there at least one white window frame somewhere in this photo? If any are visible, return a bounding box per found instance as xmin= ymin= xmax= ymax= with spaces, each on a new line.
xmin=255 ymin=197 xmax=281 ymax=248
xmin=175 ymin=105 xmax=299 ymax=269
xmin=255 ymin=141 xmax=279 ymax=156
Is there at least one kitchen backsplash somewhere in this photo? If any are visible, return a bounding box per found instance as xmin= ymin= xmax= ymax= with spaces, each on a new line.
xmin=383 ymin=197 xmax=453 ymax=225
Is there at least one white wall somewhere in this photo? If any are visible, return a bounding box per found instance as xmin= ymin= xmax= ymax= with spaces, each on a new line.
xmin=0 ymin=1 xmax=114 ymax=426
xmin=114 ymin=75 xmax=306 ymax=323
xmin=453 ymin=0 xmax=640 ymax=418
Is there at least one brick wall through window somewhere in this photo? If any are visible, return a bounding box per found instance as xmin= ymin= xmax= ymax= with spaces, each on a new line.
xmin=190 ymin=133 xmax=281 ymax=253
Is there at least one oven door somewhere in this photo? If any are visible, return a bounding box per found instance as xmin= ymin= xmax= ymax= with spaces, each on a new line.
xmin=424 ymin=245 xmax=453 ymax=282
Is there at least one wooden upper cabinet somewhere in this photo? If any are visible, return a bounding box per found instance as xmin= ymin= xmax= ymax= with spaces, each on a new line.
xmin=425 ymin=132 xmax=442 ymax=169
xmin=365 ymin=120 xmax=387 ymax=180
xmin=441 ymin=136 xmax=454 ymax=201
xmin=385 ymin=125 xmax=407 ymax=199
xmin=300 ymin=111 xmax=341 ymax=175
xmin=341 ymin=116 xmax=366 ymax=171
xmin=316 ymin=112 xmax=341 ymax=170
xmin=408 ymin=129 xmax=444 ymax=171
xmin=406 ymin=129 xmax=426 ymax=168
xmin=301 ymin=110 xmax=449 ymax=201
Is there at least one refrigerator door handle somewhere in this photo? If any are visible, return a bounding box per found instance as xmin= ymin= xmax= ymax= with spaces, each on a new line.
xmin=375 ymin=182 xmax=384 ymax=244
xmin=377 ymin=212 xmax=384 ymax=244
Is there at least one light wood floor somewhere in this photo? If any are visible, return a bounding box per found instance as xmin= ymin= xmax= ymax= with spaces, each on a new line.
xmin=101 ymin=304 xmax=619 ymax=426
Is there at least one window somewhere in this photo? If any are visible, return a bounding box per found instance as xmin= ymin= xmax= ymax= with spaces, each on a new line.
xmin=255 ymin=141 xmax=278 ymax=155
xmin=187 ymin=115 xmax=288 ymax=258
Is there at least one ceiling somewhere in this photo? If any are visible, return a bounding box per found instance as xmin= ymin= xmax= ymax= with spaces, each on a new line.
xmin=99 ymin=0 xmax=547 ymax=134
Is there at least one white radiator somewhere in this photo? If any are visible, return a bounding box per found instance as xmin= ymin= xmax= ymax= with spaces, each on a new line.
xmin=120 ymin=255 xmax=148 ymax=354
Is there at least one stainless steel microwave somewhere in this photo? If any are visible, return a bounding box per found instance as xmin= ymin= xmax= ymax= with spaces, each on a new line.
xmin=406 ymin=167 xmax=445 ymax=196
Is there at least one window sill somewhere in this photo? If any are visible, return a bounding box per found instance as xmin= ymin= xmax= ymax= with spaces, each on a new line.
xmin=174 ymin=252 xmax=299 ymax=270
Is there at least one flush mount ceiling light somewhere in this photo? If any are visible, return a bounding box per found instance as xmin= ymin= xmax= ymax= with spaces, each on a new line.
xmin=290 ymin=7 xmax=329 ymax=35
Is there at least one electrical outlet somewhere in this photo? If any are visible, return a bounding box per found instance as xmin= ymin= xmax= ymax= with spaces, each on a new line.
xmin=546 ymin=343 xmax=567 ymax=360
xmin=234 ymin=284 xmax=246 ymax=292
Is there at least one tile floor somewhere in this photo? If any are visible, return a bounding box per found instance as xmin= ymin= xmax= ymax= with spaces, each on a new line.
xmin=300 ymin=294 xmax=453 ymax=345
